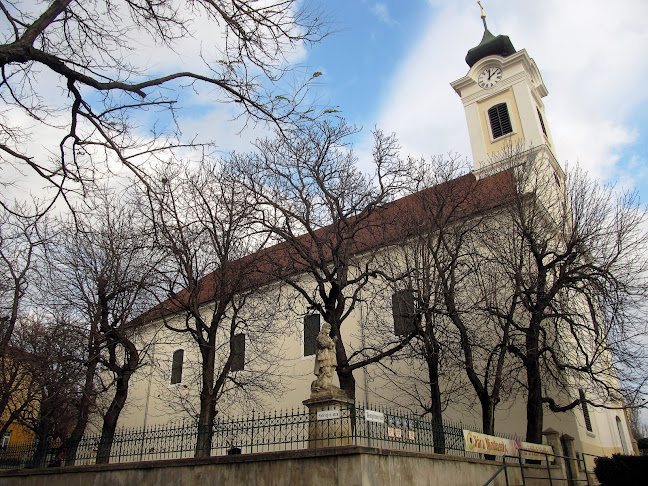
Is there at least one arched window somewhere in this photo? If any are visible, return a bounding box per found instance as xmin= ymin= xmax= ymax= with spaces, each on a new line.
xmin=616 ymin=416 xmax=629 ymax=454
xmin=488 ymin=103 xmax=513 ymax=139
xmin=170 ymin=349 xmax=184 ymax=384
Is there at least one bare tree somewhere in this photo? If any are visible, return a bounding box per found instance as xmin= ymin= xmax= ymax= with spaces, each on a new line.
xmin=0 ymin=0 xmax=327 ymax=213
xmin=15 ymin=313 xmax=85 ymax=442
xmin=376 ymin=155 xmax=518 ymax=442
xmin=0 ymin=344 xmax=42 ymax=440
xmin=628 ymin=406 xmax=648 ymax=441
xmin=2 ymin=312 xmax=87 ymax=467
xmin=236 ymin=120 xmax=416 ymax=400
xmin=480 ymin=149 xmax=648 ymax=443
xmin=139 ymin=159 xmax=283 ymax=457
xmin=0 ymin=202 xmax=49 ymax=438
xmin=0 ymin=203 xmax=48 ymax=354
xmin=45 ymin=188 xmax=160 ymax=463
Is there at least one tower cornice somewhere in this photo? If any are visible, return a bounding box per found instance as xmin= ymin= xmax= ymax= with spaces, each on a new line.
xmin=451 ymin=49 xmax=548 ymax=99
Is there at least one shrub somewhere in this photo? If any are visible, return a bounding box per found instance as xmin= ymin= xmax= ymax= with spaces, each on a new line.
xmin=594 ymin=454 xmax=648 ymax=486
xmin=637 ymin=438 xmax=648 ymax=450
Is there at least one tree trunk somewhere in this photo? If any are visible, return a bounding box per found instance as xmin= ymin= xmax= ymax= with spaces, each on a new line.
xmin=525 ymin=329 xmax=544 ymax=444
xmin=96 ymin=372 xmax=132 ymax=464
xmin=30 ymin=437 xmax=51 ymax=468
xmin=195 ymin=397 xmax=216 ymax=457
xmin=330 ymin=317 xmax=355 ymax=400
xmin=481 ymin=397 xmax=495 ymax=436
xmin=64 ymin=353 xmax=99 ymax=465
xmin=424 ymin=336 xmax=445 ymax=454
xmin=337 ymin=367 xmax=356 ymax=400
xmin=525 ymin=365 xmax=544 ymax=443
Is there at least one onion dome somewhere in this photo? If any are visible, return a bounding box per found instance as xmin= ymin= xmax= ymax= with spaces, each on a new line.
xmin=465 ymin=13 xmax=516 ymax=67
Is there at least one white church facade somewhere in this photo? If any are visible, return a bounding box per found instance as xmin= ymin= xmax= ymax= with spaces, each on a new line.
xmin=115 ymin=16 xmax=636 ymax=463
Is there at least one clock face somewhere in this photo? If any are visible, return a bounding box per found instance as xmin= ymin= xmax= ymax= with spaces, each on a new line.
xmin=478 ymin=67 xmax=503 ymax=89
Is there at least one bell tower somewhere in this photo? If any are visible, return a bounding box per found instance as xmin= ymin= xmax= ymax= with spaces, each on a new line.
xmin=451 ymin=7 xmax=558 ymax=177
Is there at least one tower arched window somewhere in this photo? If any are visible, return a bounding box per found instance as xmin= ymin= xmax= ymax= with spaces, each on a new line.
xmin=170 ymin=349 xmax=184 ymax=384
xmin=488 ymin=103 xmax=513 ymax=139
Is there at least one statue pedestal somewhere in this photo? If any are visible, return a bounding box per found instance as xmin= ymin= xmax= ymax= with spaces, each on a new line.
xmin=303 ymin=389 xmax=354 ymax=448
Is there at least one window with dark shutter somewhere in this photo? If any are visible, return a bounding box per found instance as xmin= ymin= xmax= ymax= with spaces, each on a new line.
xmin=579 ymin=389 xmax=593 ymax=432
xmin=488 ymin=103 xmax=513 ymax=139
xmin=392 ymin=290 xmax=416 ymax=336
xmin=231 ymin=333 xmax=245 ymax=371
xmin=170 ymin=349 xmax=184 ymax=384
xmin=537 ymin=107 xmax=547 ymax=136
xmin=304 ymin=314 xmax=320 ymax=357
xmin=1 ymin=431 xmax=11 ymax=451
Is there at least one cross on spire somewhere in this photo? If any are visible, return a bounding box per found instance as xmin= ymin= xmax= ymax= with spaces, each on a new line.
xmin=478 ymin=1 xmax=488 ymax=30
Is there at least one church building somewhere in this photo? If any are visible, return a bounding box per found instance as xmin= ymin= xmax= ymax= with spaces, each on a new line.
xmin=118 ymin=13 xmax=635 ymax=464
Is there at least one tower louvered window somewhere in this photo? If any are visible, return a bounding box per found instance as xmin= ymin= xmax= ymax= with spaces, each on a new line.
xmin=579 ymin=389 xmax=593 ymax=432
xmin=488 ymin=103 xmax=513 ymax=139
xmin=537 ymin=107 xmax=547 ymax=136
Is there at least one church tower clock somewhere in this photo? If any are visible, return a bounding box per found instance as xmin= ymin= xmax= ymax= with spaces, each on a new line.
xmin=451 ymin=8 xmax=559 ymax=178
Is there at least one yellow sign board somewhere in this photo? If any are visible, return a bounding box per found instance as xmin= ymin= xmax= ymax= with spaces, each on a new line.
xmin=463 ymin=430 xmax=554 ymax=460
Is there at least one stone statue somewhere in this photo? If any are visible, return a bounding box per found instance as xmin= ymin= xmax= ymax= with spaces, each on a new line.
xmin=311 ymin=322 xmax=338 ymax=393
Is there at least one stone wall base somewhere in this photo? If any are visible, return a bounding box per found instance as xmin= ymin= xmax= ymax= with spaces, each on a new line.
xmin=0 ymin=446 xmax=562 ymax=486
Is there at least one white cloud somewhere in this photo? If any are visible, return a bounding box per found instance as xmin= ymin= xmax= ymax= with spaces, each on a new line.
xmin=371 ymin=3 xmax=398 ymax=26
xmin=177 ymin=105 xmax=274 ymax=157
xmin=374 ymin=0 xmax=648 ymax=184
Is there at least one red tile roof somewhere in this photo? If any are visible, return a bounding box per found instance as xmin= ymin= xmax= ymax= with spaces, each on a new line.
xmin=136 ymin=170 xmax=515 ymax=325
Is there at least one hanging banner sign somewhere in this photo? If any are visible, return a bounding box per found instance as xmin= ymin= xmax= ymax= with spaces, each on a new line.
xmin=463 ymin=430 xmax=553 ymax=460
xmin=364 ymin=410 xmax=385 ymax=423
xmin=317 ymin=409 xmax=340 ymax=421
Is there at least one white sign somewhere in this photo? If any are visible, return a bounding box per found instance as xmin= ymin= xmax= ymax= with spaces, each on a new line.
xmin=517 ymin=440 xmax=555 ymax=460
xmin=364 ymin=410 xmax=385 ymax=423
xmin=317 ymin=409 xmax=340 ymax=421
xmin=387 ymin=427 xmax=403 ymax=439
xmin=463 ymin=430 xmax=554 ymax=460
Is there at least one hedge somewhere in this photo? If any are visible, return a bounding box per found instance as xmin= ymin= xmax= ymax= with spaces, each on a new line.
xmin=594 ymin=454 xmax=648 ymax=486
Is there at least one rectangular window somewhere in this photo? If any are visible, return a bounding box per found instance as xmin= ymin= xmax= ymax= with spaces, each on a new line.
xmin=392 ymin=290 xmax=416 ymax=336
xmin=170 ymin=349 xmax=184 ymax=385
xmin=579 ymin=389 xmax=593 ymax=432
xmin=488 ymin=103 xmax=513 ymax=139
xmin=231 ymin=333 xmax=245 ymax=371
xmin=304 ymin=314 xmax=320 ymax=357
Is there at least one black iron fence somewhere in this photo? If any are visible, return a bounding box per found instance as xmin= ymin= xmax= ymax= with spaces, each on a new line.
xmin=0 ymin=402 xmax=517 ymax=468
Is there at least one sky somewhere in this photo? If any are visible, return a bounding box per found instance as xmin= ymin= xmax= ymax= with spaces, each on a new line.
xmin=3 ymin=0 xmax=647 ymax=204
xmin=289 ymin=0 xmax=648 ymax=196
xmin=2 ymin=0 xmax=647 ymax=426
